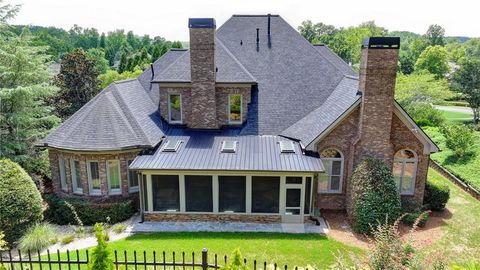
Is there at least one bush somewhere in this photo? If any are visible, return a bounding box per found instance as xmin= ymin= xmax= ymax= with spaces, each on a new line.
xmin=43 ymin=194 xmax=135 ymax=225
xmin=0 ymin=159 xmax=43 ymax=246
xmin=350 ymin=157 xmax=402 ymax=234
xmin=403 ymin=102 xmax=446 ymax=127
xmin=60 ymin=234 xmax=76 ymax=245
xmin=424 ymin=177 xmax=450 ymax=211
xmin=18 ymin=223 xmax=57 ymax=251
xmin=441 ymin=124 xmax=475 ymax=158
xmin=402 ymin=212 xmax=429 ymax=228
xmin=111 ymin=224 xmax=127 ymax=234
xmin=0 ymin=231 xmax=6 ymax=251
xmin=221 ymin=249 xmax=248 ymax=270
xmin=89 ymin=223 xmax=113 ymax=270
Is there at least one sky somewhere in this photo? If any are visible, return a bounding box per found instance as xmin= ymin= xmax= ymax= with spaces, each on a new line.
xmin=8 ymin=0 xmax=479 ymax=41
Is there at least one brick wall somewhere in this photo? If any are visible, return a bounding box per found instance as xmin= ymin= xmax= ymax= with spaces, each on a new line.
xmin=49 ymin=149 xmax=140 ymax=199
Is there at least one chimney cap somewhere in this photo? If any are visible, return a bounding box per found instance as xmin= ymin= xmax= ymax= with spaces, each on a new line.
xmin=362 ymin=37 xmax=400 ymax=49
xmin=189 ymin=18 xmax=216 ymax=29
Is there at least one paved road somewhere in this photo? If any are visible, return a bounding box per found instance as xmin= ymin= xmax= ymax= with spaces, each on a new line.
xmin=435 ymin=105 xmax=474 ymax=115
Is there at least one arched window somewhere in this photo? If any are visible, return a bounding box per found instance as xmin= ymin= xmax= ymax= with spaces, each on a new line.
xmin=393 ymin=149 xmax=418 ymax=195
xmin=319 ymin=149 xmax=343 ymax=193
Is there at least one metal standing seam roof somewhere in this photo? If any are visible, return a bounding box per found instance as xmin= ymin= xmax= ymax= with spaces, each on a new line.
xmin=129 ymin=128 xmax=324 ymax=172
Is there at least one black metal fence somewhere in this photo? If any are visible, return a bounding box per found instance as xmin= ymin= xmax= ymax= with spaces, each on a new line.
xmin=0 ymin=249 xmax=291 ymax=270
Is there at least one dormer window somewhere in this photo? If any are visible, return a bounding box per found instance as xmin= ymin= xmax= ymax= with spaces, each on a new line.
xmin=168 ymin=94 xmax=182 ymax=123
xmin=221 ymin=141 xmax=237 ymax=153
xmin=279 ymin=141 xmax=295 ymax=153
xmin=162 ymin=140 xmax=182 ymax=152
xmin=228 ymin=94 xmax=242 ymax=124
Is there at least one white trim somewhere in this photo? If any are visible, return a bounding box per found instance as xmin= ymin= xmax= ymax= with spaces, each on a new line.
xmin=58 ymin=157 xmax=67 ymax=192
xmin=246 ymin=175 xmax=252 ymax=213
xmin=212 ymin=175 xmax=219 ymax=212
xmin=318 ymin=149 xmax=344 ymax=194
xmin=70 ymin=159 xmax=83 ymax=194
xmin=147 ymin=174 xmax=153 ymax=212
xmin=168 ymin=93 xmax=183 ymax=124
xmin=393 ymin=149 xmax=418 ymax=195
xmin=179 ymin=175 xmax=186 ymax=212
xmin=228 ymin=93 xmax=243 ymax=124
xmin=106 ymin=160 xmax=121 ymax=195
xmin=87 ymin=160 xmax=101 ymax=196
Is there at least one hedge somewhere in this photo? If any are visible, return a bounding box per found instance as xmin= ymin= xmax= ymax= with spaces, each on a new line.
xmin=43 ymin=194 xmax=136 ymax=225
xmin=402 ymin=212 xmax=429 ymax=228
xmin=0 ymin=159 xmax=43 ymax=246
xmin=424 ymin=177 xmax=450 ymax=211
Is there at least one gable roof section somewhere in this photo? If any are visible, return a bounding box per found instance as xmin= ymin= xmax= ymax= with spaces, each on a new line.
xmin=152 ymin=39 xmax=257 ymax=84
xmin=281 ymin=76 xmax=361 ymax=145
xmin=313 ymin=45 xmax=357 ymax=77
xmin=40 ymin=79 xmax=165 ymax=151
xmin=130 ymin=128 xmax=323 ymax=172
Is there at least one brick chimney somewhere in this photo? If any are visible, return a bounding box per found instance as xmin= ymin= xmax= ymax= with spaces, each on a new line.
xmin=355 ymin=37 xmax=400 ymax=164
xmin=189 ymin=18 xmax=218 ymax=129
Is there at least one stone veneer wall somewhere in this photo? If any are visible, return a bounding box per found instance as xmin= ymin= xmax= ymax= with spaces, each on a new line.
xmin=145 ymin=213 xmax=281 ymax=223
xmin=49 ymin=149 xmax=140 ymax=198
xmin=314 ymin=107 xmax=430 ymax=210
xmin=159 ymin=86 xmax=251 ymax=127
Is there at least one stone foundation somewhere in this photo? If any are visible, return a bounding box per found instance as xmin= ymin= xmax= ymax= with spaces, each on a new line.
xmin=145 ymin=213 xmax=282 ymax=223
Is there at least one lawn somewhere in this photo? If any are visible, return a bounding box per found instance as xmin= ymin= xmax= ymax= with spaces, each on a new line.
xmin=421 ymin=169 xmax=480 ymax=266
xmin=441 ymin=110 xmax=473 ymax=123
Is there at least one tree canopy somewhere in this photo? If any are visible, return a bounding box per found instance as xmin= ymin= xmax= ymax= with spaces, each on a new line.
xmin=452 ymin=59 xmax=480 ymax=123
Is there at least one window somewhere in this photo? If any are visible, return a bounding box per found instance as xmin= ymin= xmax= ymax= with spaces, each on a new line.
xmin=58 ymin=157 xmax=67 ymax=191
xmin=219 ymin=176 xmax=246 ymax=213
xmin=107 ymin=160 xmax=121 ymax=195
xmin=162 ymin=140 xmax=182 ymax=152
xmin=393 ymin=149 xmax=417 ymax=195
xmin=152 ymin=175 xmax=180 ymax=211
xmin=319 ymin=149 xmax=343 ymax=193
xmin=70 ymin=160 xmax=83 ymax=194
xmin=128 ymin=160 xmax=139 ymax=192
xmin=279 ymin=141 xmax=295 ymax=153
xmin=221 ymin=141 xmax=237 ymax=153
xmin=168 ymin=94 xmax=182 ymax=123
xmin=185 ymin=175 xmax=213 ymax=212
xmin=228 ymin=94 xmax=242 ymax=124
xmin=252 ymin=176 xmax=280 ymax=213
xmin=87 ymin=161 xmax=101 ymax=195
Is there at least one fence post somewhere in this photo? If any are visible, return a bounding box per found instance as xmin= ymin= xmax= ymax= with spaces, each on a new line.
xmin=202 ymin=248 xmax=208 ymax=270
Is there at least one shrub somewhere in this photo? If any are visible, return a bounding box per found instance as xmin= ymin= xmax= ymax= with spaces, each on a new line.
xmin=404 ymin=102 xmax=446 ymax=127
xmin=0 ymin=159 xmax=43 ymax=246
xmin=43 ymin=194 xmax=135 ymax=225
xmin=221 ymin=249 xmax=248 ymax=270
xmin=18 ymin=223 xmax=57 ymax=251
xmin=0 ymin=231 xmax=6 ymax=251
xmin=60 ymin=234 xmax=76 ymax=245
xmin=89 ymin=223 xmax=113 ymax=270
xmin=350 ymin=157 xmax=402 ymax=234
xmin=424 ymin=177 xmax=450 ymax=211
xmin=441 ymin=124 xmax=476 ymax=158
xmin=402 ymin=212 xmax=429 ymax=228
xmin=111 ymin=224 xmax=127 ymax=234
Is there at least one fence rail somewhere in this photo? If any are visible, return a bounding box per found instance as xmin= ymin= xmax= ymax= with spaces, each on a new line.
xmin=0 ymin=248 xmax=292 ymax=270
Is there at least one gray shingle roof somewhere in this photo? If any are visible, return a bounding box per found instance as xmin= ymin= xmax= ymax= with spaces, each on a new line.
xmin=130 ymin=128 xmax=323 ymax=172
xmin=313 ymin=45 xmax=357 ymax=77
xmin=152 ymin=39 xmax=256 ymax=84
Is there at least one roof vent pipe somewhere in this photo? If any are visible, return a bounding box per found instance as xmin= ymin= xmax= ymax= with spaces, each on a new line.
xmin=267 ymin=14 xmax=271 ymax=48
xmin=150 ymin=64 xmax=155 ymax=80
xmin=256 ymin=28 xmax=259 ymax=52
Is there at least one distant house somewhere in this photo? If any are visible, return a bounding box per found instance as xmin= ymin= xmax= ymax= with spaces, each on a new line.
xmin=39 ymin=15 xmax=438 ymax=224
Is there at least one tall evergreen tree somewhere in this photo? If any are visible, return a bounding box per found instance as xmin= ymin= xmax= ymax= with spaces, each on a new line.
xmin=151 ymin=44 xmax=161 ymax=62
xmin=99 ymin=32 xmax=106 ymax=48
xmin=54 ymin=48 xmax=100 ymax=119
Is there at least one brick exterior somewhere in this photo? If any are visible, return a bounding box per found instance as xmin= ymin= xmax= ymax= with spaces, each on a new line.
xmin=189 ymin=27 xmax=217 ymax=129
xmin=48 ymin=149 xmax=140 ymax=199
xmin=145 ymin=213 xmax=282 ymax=223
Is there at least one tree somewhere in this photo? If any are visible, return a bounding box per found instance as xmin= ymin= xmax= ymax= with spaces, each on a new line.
xmin=452 ymin=59 xmax=480 ymax=123
xmin=441 ymin=125 xmax=476 ymax=158
xmin=0 ymin=29 xmax=59 ymax=172
xmin=99 ymin=32 xmax=106 ymax=48
xmin=151 ymin=44 xmax=161 ymax=62
xmin=298 ymin=20 xmax=317 ymax=43
xmin=171 ymin=41 xmax=183 ymax=49
xmin=0 ymin=0 xmax=20 ymax=23
xmin=89 ymin=223 xmax=113 ymax=270
xmin=87 ymin=48 xmax=109 ymax=74
xmin=445 ymin=40 xmax=466 ymax=64
xmin=464 ymin=38 xmax=480 ymax=59
xmin=414 ymin=45 xmax=450 ymax=79
xmin=425 ymin=24 xmax=445 ymax=46
xmin=0 ymin=159 xmax=43 ymax=246
xmin=395 ymin=72 xmax=453 ymax=104
xmin=98 ymin=67 xmax=143 ymax=89
xmin=54 ymin=48 xmax=100 ymax=119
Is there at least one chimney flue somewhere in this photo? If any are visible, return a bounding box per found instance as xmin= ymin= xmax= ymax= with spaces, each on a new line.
xmin=267 ymin=14 xmax=271 ymax=48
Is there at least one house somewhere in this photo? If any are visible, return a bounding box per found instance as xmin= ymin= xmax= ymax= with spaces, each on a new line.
xmin=40 ymin=15 xmax=438 ymax=224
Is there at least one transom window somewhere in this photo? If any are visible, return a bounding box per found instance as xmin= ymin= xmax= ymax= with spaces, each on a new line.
xmin=318 ymin=149 xmax=343 ymax=193
xmin=107 ymin=160 xmax=121 ymax=195
xmin=228 ymin=94 xmax=242 ymax=124
xmin=168 ymin=94 xmax=182 ymax=123
xmin=393 ymin=149 xmax=417 ymax=195
xmin=70 ymin=160 xmax=83 ymax=194
xmin=87 ymin=161 xmax=101 ymax=195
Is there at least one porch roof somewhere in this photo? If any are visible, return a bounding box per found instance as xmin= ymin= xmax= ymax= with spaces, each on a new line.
xmin=129 ymin=129 xmax=324 ymax=172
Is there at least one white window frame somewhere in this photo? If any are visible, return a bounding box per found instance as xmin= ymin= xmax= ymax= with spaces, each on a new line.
xmin=58 ymin=157 xmax=67 ymax=192
xmin=106 ymin=160 xmax=122 ymax=195
xmin=228 ymin=94 xmax=242 ymax=124
xmin=318 ymin=149 xmax=344 ymax=194
xmin=168 ymin=93 xmax=182 ymax=124
xmin=87 ymin=160 xmax=101 ymax=196
xmin=70 ymin=159 xmax=83 ymax=194
xmin=128 ymin=160 xmax=139 ymax=193
xmin=393 ymin=149 xmax=418 ymax=195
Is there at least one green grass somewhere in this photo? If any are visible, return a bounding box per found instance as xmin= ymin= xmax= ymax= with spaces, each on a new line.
xmin=424 ymin=126 xmax=480 ymax=191
xmin=422 ymin=169 xmax=480 ymax=266
xmin=441 ymin=110 xmax=473 ymax=123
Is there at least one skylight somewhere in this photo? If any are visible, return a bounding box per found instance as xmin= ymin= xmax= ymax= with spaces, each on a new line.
xmin=221 ymin=141 xmax=237 ymax=153
xmin=279 ymin=141 xmax=295 ymax=153
xmin=162 ymin=140 xmax=182 ymax=152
